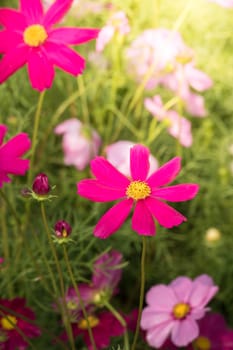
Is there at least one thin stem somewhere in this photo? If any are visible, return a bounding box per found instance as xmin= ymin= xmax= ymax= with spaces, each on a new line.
xmin=40 ymin=203 xmax=76 ymax=350
xmin=104 ymin=300 xmax=129 ymax=350
xmin=131 ymin=236 xmax=147 ymax=350
xmin=63 ymin=245 xmax=97 ymax=350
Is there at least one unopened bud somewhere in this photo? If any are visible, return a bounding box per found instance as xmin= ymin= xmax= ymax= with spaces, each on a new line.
xmin=54 ymin=220 xmax=72 ymax=238
xmin=32 ymin=173 xmax=50 ymax=195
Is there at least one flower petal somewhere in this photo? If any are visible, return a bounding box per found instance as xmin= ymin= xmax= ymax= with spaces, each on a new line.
xmin=94 ymin=199 xmax=133 ymax=239
xmin=0 ymin=46 xmax=28 ymax=84
xmin=0 ymin=31 xmax=23 ymax=53
xmin=146 ymin=321 xmax=175 ymax=348
xmin=90 ymin=157 xmax=130 ymax=189
xmin=0 ymin=133 xmax=31 ymax=157
xmin=147 ymin=157 xmax=181 ymax=188
xmin=77 ymin=179 xmax=126 ymax=202
xmin=153 ymin=184 xmax=199 ymax=202
xmin=170 ymin=277 xmax=193 ymax=302
xmin=146 ymin=285 xmax=177 ymax=311
xmin=171 ymin=318 xmax=199 ymax=347
xmin=20 ymin=0 xmax=43 ymax=24
xmin=189 ymin=282 xmax=218 ymax=310
xmin=0 ymin=9 xmax=26 ymax=29
xmin=132 ymin=200 xmax=155 ymax=235
xmin=130 ymin=144 xmax=150 ymax=181
xmin=48 ymin=27 xmax=100 ymax=45
xmin=43 ymin=0 xmax=73 ymax=27
xmin=145 ymin=197 xmax=186 ymax=228
xmin=44 ymin=42 xmax=85 ymax=76
xmin=141 ymin=308 xmax=172 ymax=329
xmin=27 ymin=48 xmax=55 ymax=91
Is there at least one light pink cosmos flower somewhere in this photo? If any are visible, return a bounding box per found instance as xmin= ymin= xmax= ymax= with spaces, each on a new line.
xmin=54 ymin=118 xmax=101 ymax=171
xmin=106 ymin=141 xmax=158 ymax=177
xmin=77 ymin=144 xmax=199 ymax=238
xmin=144 ymin=95 xmax=193 ymax=147
xmin=0 ymin=124 xmax=31 ymax=187
xmin=141 ymin=275 xmax=219 ymax=348
xmin=96 ymin=11 xmax=130 ymax=52
xmin=0 ymin=0 xmax=99 ymax=91
xmin=207 ymin=0 xmax=233 ymax=7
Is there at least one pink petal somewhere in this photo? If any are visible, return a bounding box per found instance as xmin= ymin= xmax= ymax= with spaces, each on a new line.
xmin=44 ymin=42 xmax=85 ymax=76
xmin=0 ymin=133 xmax=31 ymax=157
xmin=170 ymin=277 xmax=193 ymax=302
xmin=146 ymin=321 xmax=175 ymax=348
xmin=90 ymin=157 xmax=130 ymax=189
xmin=27 ymin=48 xmax=55 ymax=91
xmin=194 ymin=274 xmax=215 ymax=286
xmin=43 ymin=0 xmax=73 ymax=27
xmin=141 ymin=308 xmax=172 ymax=329
xmin=0 ymin=158 xmax=30 ymax=175
xmin=54 ymin=118 xmax=82 ymax=134
xmin=0 ymin=31 xmax=23 ymax=53
xmin=145 ymin=197 xmax=187 ymax=228
xmin=48 ymin=27 xmax=100 ymax=45
xmin=153 ymin=184 xmax=199 ymax=202
xmin=189 ymin=282 xmax=218 ymax=310
xmin=132 ymin=200 xmax=155 ymax=235
xmin=94 ymin=199 xmax=133 ymax=239
xmin=147 ymin=157 xmax=181 ymax=188
xmin=0 ymin=46 xmax=28 ymax=84
xmin=0 ymin=125 xmax=7 ymax=145
xmin=171 ymin=318 xmax=199 ymax=347
xmin=77 ymin=179 xmax=126 ymax=202
xmin=0 ymin=9 xmax=26 ymax=29
xmin=96 ymin=25 xmax=115 ymax=52
xmin=146 ymin=285 xmax=177 ymax=311
xmin=130 ymin=144 xmax=150 ymax=181
xmin=0 ymin=172 xmax=11 ymax=188
xmin=20 ymin=0 xmax=43 ymax=24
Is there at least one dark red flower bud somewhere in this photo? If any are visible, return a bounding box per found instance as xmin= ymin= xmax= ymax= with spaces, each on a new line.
xmin=54 ymin=220 xmax=72 ymax=238
xmin=32 ymin=173 xmax=50 ymax=195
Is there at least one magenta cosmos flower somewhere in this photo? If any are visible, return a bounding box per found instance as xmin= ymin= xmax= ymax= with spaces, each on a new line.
xmin=0 ymin=298 xmax=41 ymax=350
xmin=0 ymin=124 xmax=31 ymax=188
xmin=77 ymin=144 xmax=199 ymax=238
xmin=141 ymin=275 xmax=219 ymax=348
xmin=0 ymin=0 xmax=99 ymax=91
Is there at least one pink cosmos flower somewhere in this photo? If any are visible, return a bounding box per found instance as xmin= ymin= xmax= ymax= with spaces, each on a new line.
xmin=106 ymin=141 xmax=158 ymax=177
xmin=77 ymin=144 xmax=199 ymax=238
xmin=0 ymin=298 xmax=41 ymax=350
xmin=187 ymin=313 xmax=233 ymax=350
xmin=144 ymin=96 xmax=193 ymax=147
xmin=0 ymin=0 xmax=99 ymax=91
xmin=141 ymin=275 xmax=219 ymax=348
xmin=54 ymin=118 xmax=101 ymax=171
xmin=207 ymin=0 xmax=233 ymax=7
xmin=0 ymin=124 xmax=31 ymax=188
xmin=60 ymin=310 xmax=126 ymax=350
xmin=96 ymin=11 xmax=130 ymax=52
xmin=64 ymin=250 xmax=123 ymax=315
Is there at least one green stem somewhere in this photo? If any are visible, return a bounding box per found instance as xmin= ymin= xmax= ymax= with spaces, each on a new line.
xmin=131 ymin=236 xmax=147 ymax=350
xmin=104 ymin=300 xmax=129 ymax=350
xmin=40 ymin=203 xmax=76 ymax=350
xmin=63 ymin=245 xmax=97 ymax=350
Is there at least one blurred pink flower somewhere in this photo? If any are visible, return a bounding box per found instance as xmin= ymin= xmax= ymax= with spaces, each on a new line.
xmin=187 ymin=313 xmax=233 ymax=350
xmin=54 ymin=118 xmax=101 ymax=171
xmin=0 ymin=124 xmax=31 ymax=187
xmin=141 ymin=275 xmax=219 ymax=348
xmin=144 ymin=95 xmax=193 ymax=147
xmin=106 ymin=141 xmax=158 ymax=177
xmin=60 ymin=310 xmax=126 ymax=350
xmin=207 ymin=0 xmax=233 ymax=7
xmin=77 ymin=144 xmax=199 ymax=238
xmin=0 ymin=298 xmax=41 ymax=349
xmin=0 ymin=0 xmax=99 ymax=91
xmin=96 ymin=11 xmax=130 ymax=52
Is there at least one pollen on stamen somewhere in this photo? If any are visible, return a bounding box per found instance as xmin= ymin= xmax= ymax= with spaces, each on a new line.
xmin=23 ymin=24 xmax=48 ymax=47
xmin=126 ymin=180 xmax=151 ymax=200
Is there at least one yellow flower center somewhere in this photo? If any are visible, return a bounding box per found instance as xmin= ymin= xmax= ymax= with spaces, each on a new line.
xmin=126 ymin=181 xmax=151 ymax=200
xmin=173 ymin=303 xmax=190 ymax=319
xmin=193 ymin=336 xmax=211 ymax=350
xmin=23 ymin=24 xmax=48 ymax=47
xmin=0 ymin=315 xmax=17 ymax=330
xmin=78 ymin=316 xmax=99 ymax=330
xmin=67 ymin=300 xmax=78 ymax=310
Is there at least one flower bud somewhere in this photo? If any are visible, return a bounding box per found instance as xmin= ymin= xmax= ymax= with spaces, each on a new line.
xmin=32 ymin=173 xmax=50 ymax=195
xmin=54 ymin=220 xmax=72 ymax=238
